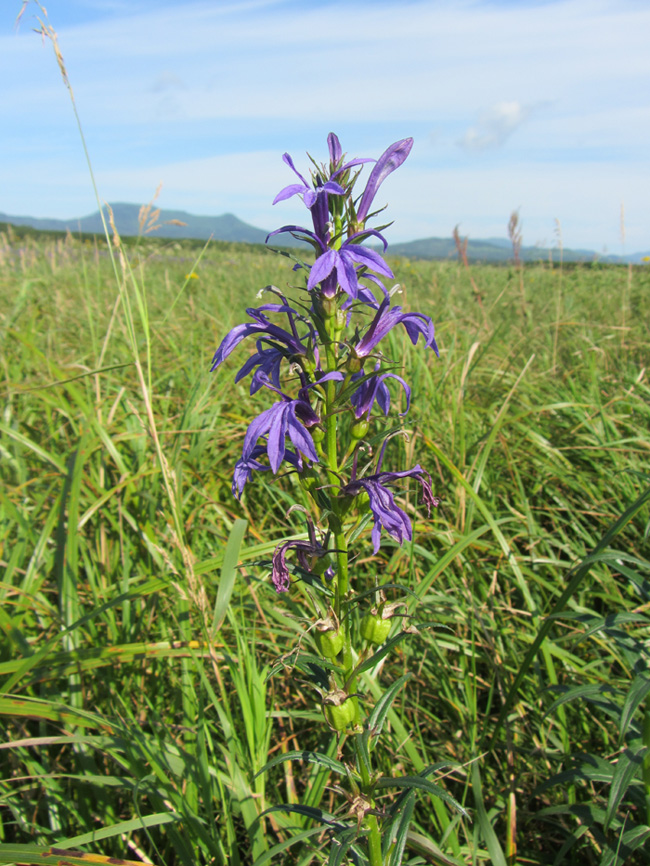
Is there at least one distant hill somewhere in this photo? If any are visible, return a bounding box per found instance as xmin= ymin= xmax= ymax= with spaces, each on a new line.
xmin=1 ymin=204 xmax=647 ymax=263
xmin=387 ymin=236 xmax=639 ymax=264
xmin=0 ymin=204 xmax=275 ymax=246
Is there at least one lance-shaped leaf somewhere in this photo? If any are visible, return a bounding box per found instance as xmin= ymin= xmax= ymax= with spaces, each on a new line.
xmin=375 ymin=774 xmax=467 ymax=817
xmin=254 ymin=749 xmax=348 ymax=779
xmin=366 ymin=673 xmax=412 ymax=743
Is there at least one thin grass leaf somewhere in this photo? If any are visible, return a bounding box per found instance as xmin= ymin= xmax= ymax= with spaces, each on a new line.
xmin=471 ymin=763 xmax=508 ymax=866
xmin=604 ymin=746 xmax=646 ymax=832
xmin=251 ymin=826 xmax=326 ymax=866
xmin=0 ymin=846 xmax=151 ymax=866
xmin=54 ymin=812 xmax=183 ymax=848
xmin=620 ymin=675 xmax=650 ymax=739
xmin=488 ymin=480 xmax=650 ymax=748
xmin=211 ymin=517 xmax=248 ymax=636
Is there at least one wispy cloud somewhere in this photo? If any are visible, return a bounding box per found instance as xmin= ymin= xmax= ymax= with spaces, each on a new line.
xmin=459 ymin=101 xmax=538 ymax=151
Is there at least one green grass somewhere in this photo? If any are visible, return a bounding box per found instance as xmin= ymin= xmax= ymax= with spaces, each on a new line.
xmin=1 ymin=226 xmax=649 ymax=865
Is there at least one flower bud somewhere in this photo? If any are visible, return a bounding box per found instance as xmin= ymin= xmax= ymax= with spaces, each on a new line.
xmin=311 ymin=552 xmax=334 ymax=575
xmin=346 ymin=355 xmax=362 ymax=374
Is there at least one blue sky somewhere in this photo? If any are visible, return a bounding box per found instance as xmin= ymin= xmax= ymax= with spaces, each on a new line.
xmin=2 ymin=0 xmax=648 ymax=253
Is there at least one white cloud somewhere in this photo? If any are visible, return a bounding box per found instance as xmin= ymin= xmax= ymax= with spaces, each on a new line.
xmin=459 ymin=101 xmax=537 ymax=151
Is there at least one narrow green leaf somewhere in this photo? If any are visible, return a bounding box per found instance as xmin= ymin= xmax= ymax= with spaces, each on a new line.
xmin=405 ymin=831 xmax=464 ymax=866
xmin=0 ymin=844 xmax=149 ymax=866
xmin=254 ymin=749 xmax=347 ymax=779
xmin=328 ymin=826 xmax=364 ymax=866
xmin=251 ymin=827 xmax=325 ymax=866
xmin=366 ymin=674 xmax=412 ymax=743
xmin=471 ymin=763 xmax=508 ymax=866
xmin=604 ymin=746 xmax=646 ymax=832
xmin=388 ymin=790 xmax=415 ymax=866
xmin=620 ymin=675 xmax=650 ymax=739
xmin=376 ymin=775 xmax=467 ymax=816
xmin=211 ymin=518 xmax=247 ymax=636
xmin=354 ymin=631 xmax=412 ymax=676
xmin=260 ymin=803 xmax=342 ymax=828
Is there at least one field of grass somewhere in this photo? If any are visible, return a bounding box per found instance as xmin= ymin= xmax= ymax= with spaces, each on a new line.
xmin=1 ymin=225 xmax=649 ymax=865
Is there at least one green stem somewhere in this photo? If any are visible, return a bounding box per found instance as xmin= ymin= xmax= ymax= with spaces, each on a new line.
xmin=323 ymin=314 xmax=381 ymax=865
xmin=354 ymin=740 xmax=383 ymax=866
xmin=323 ymin=337 xmax=353 ymax=683
xmin=366 ymin=814 xmax=384 ymax=866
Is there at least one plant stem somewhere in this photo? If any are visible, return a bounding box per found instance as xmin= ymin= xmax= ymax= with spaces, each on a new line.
xmin=355 ymin=739 xmax=384 ymax=866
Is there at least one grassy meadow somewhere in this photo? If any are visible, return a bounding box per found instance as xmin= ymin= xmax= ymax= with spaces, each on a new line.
xmin=1 ymin=224 xmax=650 ymax=865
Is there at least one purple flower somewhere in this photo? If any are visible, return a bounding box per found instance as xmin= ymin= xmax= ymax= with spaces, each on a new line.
xmin=273 ymin=152 xmax=345 ymax=243
xmin=350 ymin=363 xmax=411 ymax=419
xmin=271 ymin=534 xmax=327 ymax=593
xmin=232 ymin=446 xmax=303 ymax=499
xmin=307 ymin=232 xmax=394 ymax=301
xmin=354 ymin=298 xmax=439 ymax=359
xmin=355 ymin=138 xmax=413 ymax=225
xmin=240 ymin=372 xmax=343 ymax=475
xmin=242 ymin=393 xmax=320 ymax=475
xmin=273 ymin=152 xmax=346 ymax=209
xmin=343 ymin=465 xmax=438 ymax=554
xmin=232 ymin=445 xmax=270 ymax=498
xmin=234 ymin=341 xmax=283 ymax=394
xmin=211 ymin=303 xmax=313 ymax=377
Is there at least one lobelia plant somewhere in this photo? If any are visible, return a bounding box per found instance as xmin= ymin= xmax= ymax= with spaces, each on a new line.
xmin=211 ymin=133 xmax=465 ymax=866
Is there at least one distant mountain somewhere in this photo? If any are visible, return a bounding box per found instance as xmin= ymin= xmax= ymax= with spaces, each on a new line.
xmin=1 ymin=204 xmax=646 ymax=263
xmin=0 ymin=203 xmax=276 ymax=246
xmin=387 ymin=236 xmax=632 ymax=264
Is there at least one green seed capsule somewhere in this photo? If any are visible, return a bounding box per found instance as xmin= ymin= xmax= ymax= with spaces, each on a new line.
xmin=315 ymin=627 xmax=344 ymax=659
xmin=323 ymin=690 xmax=356 ymax=731
xmin=310 ymin=426 xmax=325 ymax=444
xmin=350 ymin=419 xmax=369 ymax=439
xmin=360 ymin=611 xmax=392 ymax=645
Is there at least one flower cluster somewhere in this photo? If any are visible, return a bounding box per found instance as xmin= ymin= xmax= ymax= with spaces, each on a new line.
xmin=209 ymin=133 xmax=452 ymax=866
xmin=211 ymin=133 xmax=439 ymax=590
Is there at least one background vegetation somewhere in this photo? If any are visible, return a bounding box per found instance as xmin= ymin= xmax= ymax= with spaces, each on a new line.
xmin=1 ymin=225 xmax=649 ymax=865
